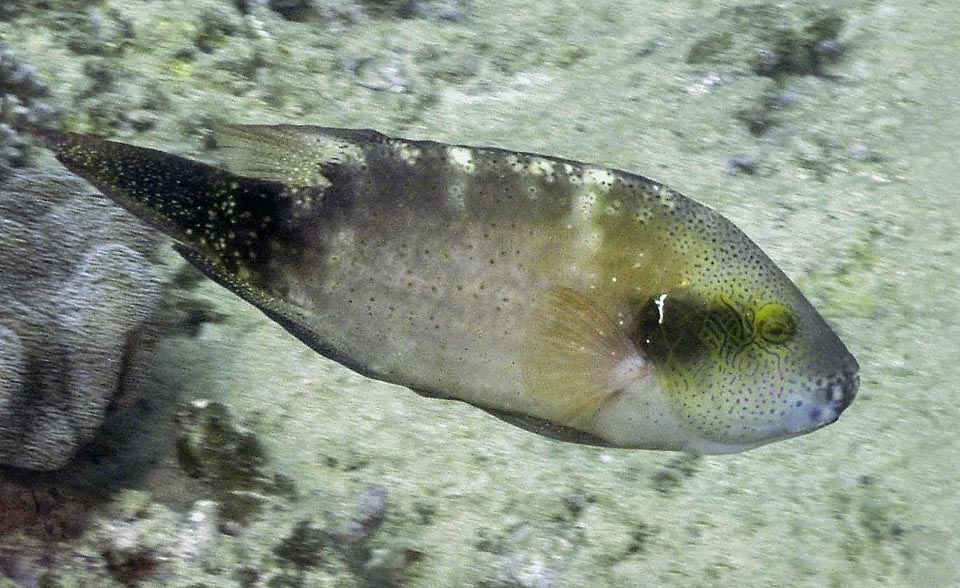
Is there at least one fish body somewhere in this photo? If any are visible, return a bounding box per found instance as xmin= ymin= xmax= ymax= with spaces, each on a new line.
xmin=44 ymin=125 xmax=859 ymax=454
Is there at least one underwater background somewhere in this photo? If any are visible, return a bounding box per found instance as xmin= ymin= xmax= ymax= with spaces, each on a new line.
xmin=0 ymin=0 xmax=957 ymax=586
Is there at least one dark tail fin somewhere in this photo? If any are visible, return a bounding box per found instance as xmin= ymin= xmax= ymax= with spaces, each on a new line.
xmin=43 ymin=131 xmax=290 ymax=277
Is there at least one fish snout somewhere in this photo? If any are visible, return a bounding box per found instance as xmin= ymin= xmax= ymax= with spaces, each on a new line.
xmin=812 ymin=369 xmax=859 ymax=426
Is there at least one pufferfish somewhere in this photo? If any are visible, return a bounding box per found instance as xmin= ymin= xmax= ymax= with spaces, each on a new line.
xmin=41 ymin=125 xmax=859 ymax=454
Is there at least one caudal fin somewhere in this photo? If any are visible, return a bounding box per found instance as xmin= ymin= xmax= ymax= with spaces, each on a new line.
xmin=43 ymin=131 xmax=291 ymax=277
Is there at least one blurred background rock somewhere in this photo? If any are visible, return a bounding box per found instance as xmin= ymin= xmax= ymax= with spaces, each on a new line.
xmin=0 ymin=43 xmax=59 ymax=178
xmin=0 ymin=168 xmax=164 ymax=471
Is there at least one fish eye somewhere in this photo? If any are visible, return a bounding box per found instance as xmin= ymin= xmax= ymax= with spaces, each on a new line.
xmin=754 ymin=303 xmax=796 ymax=344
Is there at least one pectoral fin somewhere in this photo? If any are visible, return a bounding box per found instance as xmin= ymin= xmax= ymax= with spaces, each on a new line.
xmin=522 ymin=287 xmax=652 ymax=426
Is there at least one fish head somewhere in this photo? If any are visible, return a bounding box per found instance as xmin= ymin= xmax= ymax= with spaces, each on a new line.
xmin=634 ymin=217 xmax=860 ymax=454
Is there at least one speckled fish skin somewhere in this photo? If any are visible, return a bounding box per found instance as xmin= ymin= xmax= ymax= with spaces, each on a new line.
xmin=46 ymin=125 xmax=859 ymax=454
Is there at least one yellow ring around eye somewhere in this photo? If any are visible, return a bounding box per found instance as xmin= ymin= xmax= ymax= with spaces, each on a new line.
xmin=755 ymin=303 xmax=796 ymax=344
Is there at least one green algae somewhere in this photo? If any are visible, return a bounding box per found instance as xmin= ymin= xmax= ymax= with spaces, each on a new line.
xmin=175 ymin=401 xmax=297 ymax=524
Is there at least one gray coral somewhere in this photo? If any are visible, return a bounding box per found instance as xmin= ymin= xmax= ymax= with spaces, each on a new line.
xmin=0 ymin=168 xmax=162 ymax=470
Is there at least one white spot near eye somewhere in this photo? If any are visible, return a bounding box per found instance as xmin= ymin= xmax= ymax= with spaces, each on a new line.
xmin=654 ymin=293 xmax=667 ymax=325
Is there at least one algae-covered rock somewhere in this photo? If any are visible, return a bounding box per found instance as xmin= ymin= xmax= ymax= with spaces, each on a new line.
xmin=0 ymin=44 xmax=59 ymax=176
xmin=175 ymin=400 xmax=297 ymax=524
xmin=475 ymin=520 xmax=583 ymax=588
xmin=268 ymin=484 xmax=420 ymax=588
xmin=684 ymin=5 xmax=846 ymax=79
xmin=94 ymin=492 xmax=223 ymax=586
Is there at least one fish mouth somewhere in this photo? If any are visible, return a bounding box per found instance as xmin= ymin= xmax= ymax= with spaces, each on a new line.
xmin=768 ymin=369 xmax=860 ymax=440
xmin=827 ymin=369 xmax=859 ymax=414
xmin=804 ymin=369 xmax=860 ymax=431
xmin=685 ymin=366 xmax=860 ymax=454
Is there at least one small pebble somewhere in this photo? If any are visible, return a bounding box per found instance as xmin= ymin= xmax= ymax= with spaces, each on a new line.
xmin=725 ymin=155 xmax=758 ymax=176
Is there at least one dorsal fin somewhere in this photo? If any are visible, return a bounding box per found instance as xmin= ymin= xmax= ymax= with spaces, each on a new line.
xmin=213 ymin=124 xmax=384 ymax=188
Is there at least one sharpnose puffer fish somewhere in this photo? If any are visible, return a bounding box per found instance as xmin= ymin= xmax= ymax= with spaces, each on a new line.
xmin=43 ymin=125 xmax=859 ymax=454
